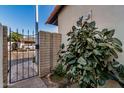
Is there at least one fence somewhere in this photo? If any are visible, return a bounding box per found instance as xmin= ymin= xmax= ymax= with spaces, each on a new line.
xmin=39 ymin=31 xmax=61 ymax=77
xmin=1 ymin=26 xmax=61 ymax=87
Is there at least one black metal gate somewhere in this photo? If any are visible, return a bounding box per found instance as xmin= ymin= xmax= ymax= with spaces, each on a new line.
xmin=8 ymin=28 xmax=39 ymax=83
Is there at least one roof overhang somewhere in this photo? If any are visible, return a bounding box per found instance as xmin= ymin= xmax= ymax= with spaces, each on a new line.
xmin=45 ymin=5 xmax=65 ymax=26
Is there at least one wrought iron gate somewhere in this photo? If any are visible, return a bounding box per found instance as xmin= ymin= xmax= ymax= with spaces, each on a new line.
xmin=8 ymin=28 xmax=39 ymax=83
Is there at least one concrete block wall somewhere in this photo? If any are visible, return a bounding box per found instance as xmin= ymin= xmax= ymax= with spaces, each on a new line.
xmin=50 ymin=33 xmax=61 ymax=70
xmin=39 ymin=31 xmax=61 ymax=77
xmin=39 ymin=31 xmax=51 ymax=77
xmin=3 ymin=26 xmax=8 ymax=87
xmin=0 ymin=24 xmax=8 ymax=88
xmin=0 ymin=23 xmax=3 ymax=88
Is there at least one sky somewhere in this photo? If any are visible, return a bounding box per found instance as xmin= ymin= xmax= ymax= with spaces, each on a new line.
xmin=0 ymin=5 xmax=57 ymax=35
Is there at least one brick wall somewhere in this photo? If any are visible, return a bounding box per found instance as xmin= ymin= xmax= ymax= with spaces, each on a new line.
xmin=3 ymin=26 xmax=8 ymax=87
xmin=39 ymin=31 xmax=61 ymax=77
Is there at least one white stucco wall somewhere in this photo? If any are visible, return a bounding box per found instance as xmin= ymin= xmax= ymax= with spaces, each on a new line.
xmin=58 ymin=5 xmax=124 ymax=64
xmin=0 ymin=23 xmax=3 ymax=88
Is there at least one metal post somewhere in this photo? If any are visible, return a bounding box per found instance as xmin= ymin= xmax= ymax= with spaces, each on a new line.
xmin=35 ymin=5 xmax=39 ymax=75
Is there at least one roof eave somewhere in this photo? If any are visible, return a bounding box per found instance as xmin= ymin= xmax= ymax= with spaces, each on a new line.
xmin=45 ymin=5 xmax=65 ymax=26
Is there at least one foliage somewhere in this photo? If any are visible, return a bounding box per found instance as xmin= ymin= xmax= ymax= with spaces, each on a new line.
xmin=58 ymin=16 xmax=124 ymax=88
xmin=9 ymin=32 xmax=23 ymax=42
xmin=50 ymin=74 xmax=65 ymax=83
xmin=54 ymin=63 xmax=66 ymax=77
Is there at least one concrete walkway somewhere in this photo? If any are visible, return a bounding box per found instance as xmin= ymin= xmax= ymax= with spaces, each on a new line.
xmin=8 ymin=76 xmax=47 ymax=88
xmin=10 ymin=60 xmax=38 ymax=83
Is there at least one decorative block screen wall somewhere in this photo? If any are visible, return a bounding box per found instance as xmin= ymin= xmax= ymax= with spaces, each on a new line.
xmin=39 ymin=31 xmax=61 ymax=77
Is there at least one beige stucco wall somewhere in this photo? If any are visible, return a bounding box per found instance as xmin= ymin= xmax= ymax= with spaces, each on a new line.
xmin=58 ymin=5 xmax=124 ymax=64
xmin=0 ymin=23 xmax=3 ymax=88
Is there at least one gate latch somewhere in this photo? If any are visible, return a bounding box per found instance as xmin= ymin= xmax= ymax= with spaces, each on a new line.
xmin=35 ymin=44 xmax=39 ymax=49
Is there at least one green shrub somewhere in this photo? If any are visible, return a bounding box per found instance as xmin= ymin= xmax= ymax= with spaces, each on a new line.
xmin=54 ymin=63 xmax=66 ymax=77
xmin=58 ymin=15 xmax=124 ymax=88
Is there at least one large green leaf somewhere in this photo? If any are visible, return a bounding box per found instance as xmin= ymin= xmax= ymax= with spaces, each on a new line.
xmin=104 ymin=29 xmax=115 ymax=38
xmin=118 ymin=64 xmax=124 ymax=73
xmin=87 ymin=38 xmax=93 ymax=43
xmin=68 ymin=59 xmax=76 ymax=65
xmin=77 ymin=64 xmax=83 ymax=69
xmin=110 ymin=48 xmax=118 ymax=58
xmin=108 ymin=64 xmax=113 ymax=71
xmin=83 ymin=66 xmax=93 ymax=71
xmin=112 ymin=60 xmax=120 ymax=68
xmin=93 ymin=49 xmax=102 ymax=56
xmin=89 ymin=21 xmax=96 ymax=29
xmin=112 ymin=38 xmax=123 ymax=46
xmin=89 ymin=74 xmax=96 ymax=84
xmin=61 ymin=43 xmax=65 ymax=49
xmin=98 ymin=43 xmax=109 ymax=47
xmin=83 ymin=75 xmax=90 ymax=83
xmin=102 ymin=28 xmax=108 ymax=35
xmin=77 ymin=57 xmax=87 ymax=65
xmin=113 ymin=44 xmax=123 ymax=53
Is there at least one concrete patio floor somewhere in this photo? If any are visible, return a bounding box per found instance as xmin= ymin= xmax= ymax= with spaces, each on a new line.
xmin=8 ymin=76 xmax=47 ymax=88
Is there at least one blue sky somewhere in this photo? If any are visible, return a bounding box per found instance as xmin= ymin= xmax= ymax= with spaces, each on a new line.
xmin=0 ymin=5 xmax=57 ymax=35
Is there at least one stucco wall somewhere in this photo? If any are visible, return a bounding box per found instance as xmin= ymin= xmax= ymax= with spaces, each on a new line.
xmin=58 ymin=5 xmax=124 ymax=64
xmin=0 ymin=23 xmax=3 ymax=88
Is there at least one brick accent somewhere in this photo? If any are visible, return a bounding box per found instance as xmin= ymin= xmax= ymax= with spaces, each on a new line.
xmin=3 ymin=26 xmax=8 ymax=87
xmin=39 ymin=31 xmax=61 ymax=77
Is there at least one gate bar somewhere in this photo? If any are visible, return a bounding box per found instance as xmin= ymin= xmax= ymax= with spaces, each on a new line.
xmin=22 ymin=29 xmax=24 ymax=78
xmin=28 ymin=30 xmax=30 ymax=77
xmin=33 ymin=30 xmax=35 ymax=76
xmin=16 ymin=29 xmax=19 ymax=81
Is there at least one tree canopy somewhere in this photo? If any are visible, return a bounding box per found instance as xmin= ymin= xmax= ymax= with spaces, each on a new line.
xmin=8 ymin=32 xmax=23 ymax=42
